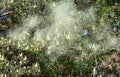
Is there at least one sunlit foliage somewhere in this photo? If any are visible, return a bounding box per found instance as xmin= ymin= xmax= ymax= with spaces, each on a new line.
xmin=0 ymin=0 xmax=120 ymax=77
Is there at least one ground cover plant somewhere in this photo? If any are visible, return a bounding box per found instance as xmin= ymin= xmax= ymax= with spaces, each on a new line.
xmin=0 ymin=0 xmax=120 ymax=77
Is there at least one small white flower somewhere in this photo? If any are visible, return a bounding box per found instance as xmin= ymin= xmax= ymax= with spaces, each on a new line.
xmin=19 ymin=53 xmax=23 ymax=57
xmin=0 ymin=55 xmax=4 ymax=60
xmin=33 ymin=5 xmax=37 ymax=8
xmin=65 ymin=34 xmax=70 ymax=40
xmin=6 ymin=63 xmax=9 ymax=66
xmin=25 ymin=46 xmax=29 ymax=50
xmin=34 ymin=62 xmax=38 ymax=67
xmin=20 ymin=61 xmax=22 ymax=65
xmin=52 ymin=2 xmax=56 ymax=7
xmin=56 ymin=40 xmax=59 ymax=46
xmin=78 ymin=11 xmax=81 ymax=14
xmin=47 ymin=36 xmax=50 ymax=41
xmin=23 ymin=56 xmax=27 ymax=60
xmin=16 ymin=69 xmax=19 ymax=73
xmin=88 ymin=43 xmax=100 ymax=51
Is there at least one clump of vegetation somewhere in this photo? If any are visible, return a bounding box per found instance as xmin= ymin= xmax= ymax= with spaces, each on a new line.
xmin=0 ymin=0 xmax=120 ymax=77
